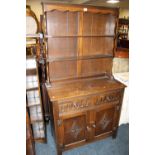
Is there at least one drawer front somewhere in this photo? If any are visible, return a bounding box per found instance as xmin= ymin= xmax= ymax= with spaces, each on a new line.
xmin=58 ymin=90 xmax=123 ymax=115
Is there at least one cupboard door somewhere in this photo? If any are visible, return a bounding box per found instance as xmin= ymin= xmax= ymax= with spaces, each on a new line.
xmin=95 ymin=106 xmax=115 ymax=136
xmin=62 ymin=114 xmax=86 ymax=145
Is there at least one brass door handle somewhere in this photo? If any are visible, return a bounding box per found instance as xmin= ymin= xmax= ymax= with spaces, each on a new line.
xmin=86 ymin=126 xmax=91 ymax=131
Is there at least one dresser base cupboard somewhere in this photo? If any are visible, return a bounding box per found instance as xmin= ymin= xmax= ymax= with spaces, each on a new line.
xmin=42 ymin=3 xmax=126 ymax=155
xmin=46 ymin=78 xmax=125 ymax=155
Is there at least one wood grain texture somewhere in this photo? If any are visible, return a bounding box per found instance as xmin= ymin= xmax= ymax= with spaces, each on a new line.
xmin=42 ymin=3 xmax=124 ymax=155
xmin=26 ymin=109 xmax=35 ymax=155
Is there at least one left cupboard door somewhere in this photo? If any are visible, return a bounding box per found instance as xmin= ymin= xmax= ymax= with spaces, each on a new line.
xmin=55 ymin=111 xmax=88 ymax=149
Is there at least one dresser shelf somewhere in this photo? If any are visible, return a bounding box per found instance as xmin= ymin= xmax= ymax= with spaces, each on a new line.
xmin=46 ymin=54 xmax=113 ymax=62
xmin=45 ymin=35 xmax=115 ymax=38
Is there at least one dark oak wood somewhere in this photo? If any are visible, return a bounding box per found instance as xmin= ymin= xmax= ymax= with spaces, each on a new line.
xmin=26 ymin=109 xmax=35 ymax=155
xmin=26 ymin=46 xmax=46 ymax=143
xmin=42 ymin=3 xmax=125 ymax=155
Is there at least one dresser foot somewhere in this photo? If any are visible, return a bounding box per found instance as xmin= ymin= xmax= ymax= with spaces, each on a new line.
xmin=57 ymin=149 xmax=62 ymax=155
xmin=57 ymin=145 xmax=63 ymax=155
xmin=112 ymin=130 xmax=118 ymax=139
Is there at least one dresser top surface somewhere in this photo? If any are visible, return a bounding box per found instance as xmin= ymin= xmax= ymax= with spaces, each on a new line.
xmin=46 ymin=77 xmax=125 ymax=102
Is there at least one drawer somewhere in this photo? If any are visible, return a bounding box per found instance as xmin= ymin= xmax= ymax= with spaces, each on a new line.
xmin=95 ymin=91 xmax=121 ymax=106
xmin=58 ymin=90 xmax=122 ymax=115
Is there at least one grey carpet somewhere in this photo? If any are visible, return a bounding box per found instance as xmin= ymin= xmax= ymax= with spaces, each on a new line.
xmin=35 ymin=123 xmax=129 ymax=155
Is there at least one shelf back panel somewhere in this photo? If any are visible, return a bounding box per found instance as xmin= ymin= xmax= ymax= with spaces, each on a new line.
xmin=48 ymin=58 xmax=112 ymax=82
xmin=83 ymin=12 xmax=116 ymax=36
xmin=47 ymin=37 xmax=77 ymax=58
xmin=49 ymin=60 xmax=77 ymax=81
xmin=82 ymin=37 xmax=114 ymax=56
xmin=46 ymin=10 xmax=79 ymax=36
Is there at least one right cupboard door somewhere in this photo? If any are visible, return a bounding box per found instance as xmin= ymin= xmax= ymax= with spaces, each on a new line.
xmin=94 ymin=106 xmax=116 ymax=137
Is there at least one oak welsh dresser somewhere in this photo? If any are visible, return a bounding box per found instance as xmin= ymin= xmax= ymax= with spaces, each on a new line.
xmin=42 ymin=3 xmax=126 ymax=155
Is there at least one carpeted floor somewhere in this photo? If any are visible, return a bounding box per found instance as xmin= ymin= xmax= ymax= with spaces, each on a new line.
xmin=35 ymin=123 xmax=129 ymax=155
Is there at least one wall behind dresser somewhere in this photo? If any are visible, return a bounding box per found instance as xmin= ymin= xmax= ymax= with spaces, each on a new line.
xmin=113 ymin=58 xmax=129 ymax=73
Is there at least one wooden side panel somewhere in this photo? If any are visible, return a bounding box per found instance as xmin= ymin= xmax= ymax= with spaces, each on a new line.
xmin=112 ymin=89 xmax=125 ymax=137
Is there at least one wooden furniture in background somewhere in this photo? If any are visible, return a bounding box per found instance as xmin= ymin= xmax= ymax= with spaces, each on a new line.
xmin=115 ymin=47 xmax=129 ymax=58
xmin=26 ymin=109 xmax=35 ymax=155
xmin=117 ymin=18 xmax=129 ymax=43
xmin=26 ymin=45 xmax=46 ymax=143
xmin=116 ymin=18 xmax=129 ymax=58
xmin=26 ymin=6 xmax=47 ymax=144
xmin=42 ymin=3 xmax=126 ymax=155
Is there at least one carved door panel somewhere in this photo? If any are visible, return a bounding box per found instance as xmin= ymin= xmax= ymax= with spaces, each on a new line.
xmin=95 ymin=106 xmax=115 ymax=137
xmin=62 ymin=114 xmax=87 ymax=146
